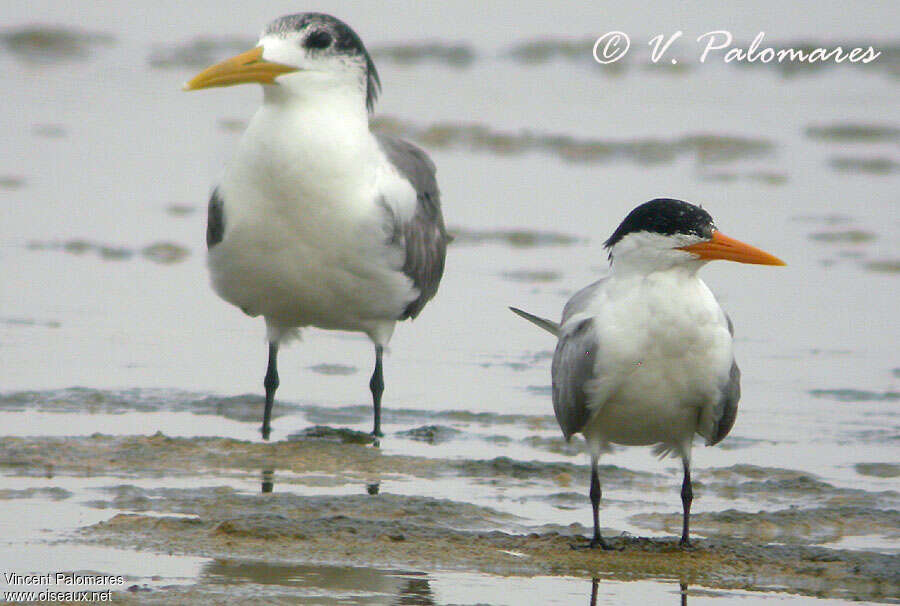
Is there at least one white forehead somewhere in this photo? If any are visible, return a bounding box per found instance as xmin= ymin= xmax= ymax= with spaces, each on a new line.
xmin=258 ymin=35 xmax=299 ymax=64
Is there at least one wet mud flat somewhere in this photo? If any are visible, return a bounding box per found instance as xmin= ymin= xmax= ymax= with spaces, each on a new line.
xmin=2 ymin=427 xmax=898 ymax=604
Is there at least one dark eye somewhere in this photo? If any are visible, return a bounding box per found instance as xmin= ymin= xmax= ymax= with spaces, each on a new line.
xmin=304 ymin=30 xmax=333 ymax=50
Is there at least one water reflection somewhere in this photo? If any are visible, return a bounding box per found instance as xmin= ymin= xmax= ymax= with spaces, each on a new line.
xmin=589 ymin=578 xmax=689 ymax=605
xmin=260 ymin=469 xmax=274 ymax=494
xmin=257 ymin=468 xmax=379 ymax=495
xmin=200 ymin=560 xmax=433 ymax=604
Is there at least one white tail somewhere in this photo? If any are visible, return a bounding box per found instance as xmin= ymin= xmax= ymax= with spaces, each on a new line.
xmin=508 ymin=307 xmax=560 ymax=336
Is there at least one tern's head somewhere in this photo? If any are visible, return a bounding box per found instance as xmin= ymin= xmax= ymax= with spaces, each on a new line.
xmin=185 ymin=13 xmax=380 ymax=112
xmin=604 ymin=198 xmax=785 ymax=273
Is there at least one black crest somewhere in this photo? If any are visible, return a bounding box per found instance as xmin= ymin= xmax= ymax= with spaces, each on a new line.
xmin=264 ymin=12 xmax=381 ymax=112
xmin=604 ymin=198 xmax=715 ymax=249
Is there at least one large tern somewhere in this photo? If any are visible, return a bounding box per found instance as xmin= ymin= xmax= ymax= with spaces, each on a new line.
xmin=186 ymin=13 xmax=448 ymax=439
xmin=511 ymin=198 xmax=784 ymax=548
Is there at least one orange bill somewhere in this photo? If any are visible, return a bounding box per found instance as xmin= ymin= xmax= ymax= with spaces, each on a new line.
xmin=679 ymin=231 xmax=785 ymax=266
xmin=184 ymin=47 xmax=298 ymax=91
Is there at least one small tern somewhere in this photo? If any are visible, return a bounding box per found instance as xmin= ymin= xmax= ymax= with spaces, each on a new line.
xmin=511 ymin=198 xmax=784 ymax=548
xmin=186 ymin=13 xmax=448 ymax=439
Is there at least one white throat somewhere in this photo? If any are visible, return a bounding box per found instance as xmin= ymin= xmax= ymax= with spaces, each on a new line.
xmin=608 ymin=231 xmax=707 ymax=276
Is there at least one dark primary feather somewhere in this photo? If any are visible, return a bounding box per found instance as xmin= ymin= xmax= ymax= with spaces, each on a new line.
xmin=207 ymin=188 xmax=225 ymax=248
xmin=709 ymin=314 xmax=740 ymax=445
xmin=551 ymin=279 xmax=606 ymax=440
xmin=552 ymin=318 xmax=597 ymax=440
xmin=376 ymin=134 xmax=448 ymax=320
xmin=709 ymin=361 xmax=741 ymax=445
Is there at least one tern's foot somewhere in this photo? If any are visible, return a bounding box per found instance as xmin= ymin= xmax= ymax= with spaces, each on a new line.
xmin=570 ymin=537 xmax=615 ymax=551
xmin=261 ymin=426 xmax=272 ymax=441
xmin=679 ymin=537 xmax=694 ymax=549
xmin=371 ymin=429 xmax=384 ymax=438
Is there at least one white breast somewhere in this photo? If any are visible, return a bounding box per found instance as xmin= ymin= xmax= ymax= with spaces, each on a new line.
xmin=581 ymin=271 xmax=733 ymax=450
xmin=207 ymin=102 xmax=418 ymax=339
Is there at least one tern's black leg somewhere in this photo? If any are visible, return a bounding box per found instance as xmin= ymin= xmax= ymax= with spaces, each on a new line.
xmin=573 ymin=457 xmax=612 ymax=550
xmin=679 ymin=459 xmax=693 ymax=547
xmin=589 ymin=578 xmax=599 ymax=606
xmin=262 ymin=341 xmax=279 ymax=441
xmin=369 ymin=345 xmax=384 ymax=437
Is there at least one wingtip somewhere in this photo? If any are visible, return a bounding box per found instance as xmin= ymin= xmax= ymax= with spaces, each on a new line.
xmin=509 ymin=306 xmax=560 ymax=336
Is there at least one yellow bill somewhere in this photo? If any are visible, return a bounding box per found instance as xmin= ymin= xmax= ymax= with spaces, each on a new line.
xmin=680 ymin=231 xmax=785 ymax=266
xmin=184 ymin=47 xmax=297 ymax=91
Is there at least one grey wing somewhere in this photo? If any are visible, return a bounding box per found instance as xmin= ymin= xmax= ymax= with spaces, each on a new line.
xmin=708 ymin=312 xmax=740 ymax=445
xmin=551 ymin=318 xmax=598 ymax=440
xmin=207 ymin=187 xmax=225 ymax=248
xmin=376 ymin=133 xmax=449 ymax=320
xmin=561 ymin=278 xmax=607 ymax=324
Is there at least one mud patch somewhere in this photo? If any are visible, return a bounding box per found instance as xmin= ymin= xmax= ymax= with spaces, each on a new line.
xmin=396 ymin=424 xmax=462 ymax=445
xmin=287 ymin=425 xmax=375 ymax=445
xmin=805 ymin=123 xmax=900 ymax=143
xmin=0 ymin=389 xmax=301 ymax=423
xmin=0 ymin=486 xmax=71 ymax=501
xmin=27 ymin=239 xmax=134 ymax=260
xmin=80 ymin=504 xmax=900 ymax=602
xmin=148 ymin=36 xmax=254 ymax=69
xmin=632 ymin=506 xmax=900 ymax=546
xmin=0 ymin=175 xmax=25 ymax=190
xmin=31 ymin=123 xmax=67 ymax=138
xmin=701 ymin=465 xmax=900 ymax=509
xmin=699 ymin=170 xmax=788 ymax=185
xmin=25 ymin=240 xmax=191 ymax=264
xmin=500 ymin=269 xmax=562 ymax=283
xmin=865 ymin=259 xmax=900 ymax=274
xmin=809 ymin=388 xmax=900 ymax=402
xmin=301 ymin=401 xmax=556 ymax=428
xmin=856 ymin=463 xmax=900 ymax=478
xmin=0 ymin=317 xmax=61 ymax=328
xmin=0 ymin=25 xmax=114 ymax=63
xmin=521 ymin=434 xmax=584 ymax=457
xmin=449 ymin=226 xmax=582 ymax=248
xmin=808 ymin=230 xmax=877 ymax=244
xmin=141 ymin=242 xmax=190 ymax=264
xmin=164 ymin=204 xmax=196 ymax=217
xmin=307 ymin=363 xmax=357 ymax=376
xmin=829 ymin=156 xmax=899 ymax=175
xmin=0 ymin=434 xmax=663 ymax=496
xmin=372 ymin=116 xmax=775 ymax=166
xmin=216 ymin=117 xmax=247 ymax=132
xmin=86 ymin=486 xmax=516 ymax=533
xmin=371 ymin=42 xmax=475 ymax=67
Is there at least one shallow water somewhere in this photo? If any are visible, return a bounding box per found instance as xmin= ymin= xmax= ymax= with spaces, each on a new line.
xmin=2 ymin=1 xmax=899 ymax=604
